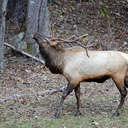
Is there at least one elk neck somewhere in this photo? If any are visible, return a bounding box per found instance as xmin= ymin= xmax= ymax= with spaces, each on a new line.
xmin=39 ymin=46 xmax=64 ymax=74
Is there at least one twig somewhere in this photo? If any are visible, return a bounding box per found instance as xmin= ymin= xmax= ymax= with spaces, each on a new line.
xmin=4 ymin=42 xmax=45 ymax=64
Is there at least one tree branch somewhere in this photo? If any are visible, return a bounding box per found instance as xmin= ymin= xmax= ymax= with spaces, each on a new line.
xmin=4 ymin=42 xmax=45 ymax=64
xmin=0 ymin=87 xmax=65 ymax=102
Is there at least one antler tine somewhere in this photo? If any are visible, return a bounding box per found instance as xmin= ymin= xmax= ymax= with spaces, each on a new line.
xmin=50 ymin=22 xmax=55 ymax=38
xmin=44 ymin=37 xmax=51 ymax=43
xmin=53 ymin=34 xmax=88 ymax=43
xmin=34 ymin=32 xmax=52 ymax=43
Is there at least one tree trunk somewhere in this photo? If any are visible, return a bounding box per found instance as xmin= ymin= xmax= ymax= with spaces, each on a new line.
xmin=0 ymin=0 xmax=8 ymax=72
xmin=25 ymin=0 xmax=50 ymax=56
xmin=7 ymin=0 xmax=25 ymax=24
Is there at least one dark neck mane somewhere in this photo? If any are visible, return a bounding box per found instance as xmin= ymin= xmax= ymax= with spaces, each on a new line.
xmin=40 ymin=46 xmax=64 ymax=74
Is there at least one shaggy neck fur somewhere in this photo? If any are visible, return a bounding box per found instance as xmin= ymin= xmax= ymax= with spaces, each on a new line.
xmin=40 ymin=46 xmax=64 ymax=74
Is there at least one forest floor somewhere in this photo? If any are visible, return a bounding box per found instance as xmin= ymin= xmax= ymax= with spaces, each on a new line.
xmin=1 ymin=0 xmax=128 ymax=128
xmin=1 ymin=59 xmax=128 ymax=128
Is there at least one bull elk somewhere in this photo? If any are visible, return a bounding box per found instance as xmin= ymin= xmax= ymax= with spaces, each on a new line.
xmin=33 ymin=32 xmax=128 ymax=118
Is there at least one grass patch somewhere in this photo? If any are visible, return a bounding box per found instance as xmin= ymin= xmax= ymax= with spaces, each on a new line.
xmin=1 ymin=113 xmax=128 ymax=128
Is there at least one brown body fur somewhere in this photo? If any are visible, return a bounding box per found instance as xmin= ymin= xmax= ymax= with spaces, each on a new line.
xmin=33 ymin=32 xmax=128 ymax=118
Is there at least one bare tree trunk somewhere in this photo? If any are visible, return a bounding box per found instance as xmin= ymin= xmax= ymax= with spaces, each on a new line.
xmin=0 ymin=0 xmax=8 ymax=72
xmin=25 ymin=0 xmax=50 ymax=56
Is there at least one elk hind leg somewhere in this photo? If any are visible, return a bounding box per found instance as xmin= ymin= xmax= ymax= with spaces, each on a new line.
xmin=74 ymin=83 xmax=82 ymax=116
xmin=112 ymin=77 xmax=127 ymax=117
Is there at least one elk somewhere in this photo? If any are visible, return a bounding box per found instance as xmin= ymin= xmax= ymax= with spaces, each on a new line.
xmin=33 ymin=32 xmax=128 ymax=118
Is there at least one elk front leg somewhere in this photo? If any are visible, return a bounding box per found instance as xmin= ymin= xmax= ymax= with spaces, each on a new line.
xmin=55 ymin=82 xmax=75 ymax=118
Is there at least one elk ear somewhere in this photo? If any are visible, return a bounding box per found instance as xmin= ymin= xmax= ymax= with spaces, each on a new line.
xmin=50 ymin=40 xmax=61 ymax=50
xmin=50 ymin=40 xmax=58 ymax=46
xmin=52 ymin=44 xmax=61 ymax=50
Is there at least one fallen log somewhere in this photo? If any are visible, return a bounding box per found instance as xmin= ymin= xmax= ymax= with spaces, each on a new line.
xmin=0 ymin=87 xmax=65 ymax=102
xmin=4 ymin=42 xmax=45 ymax=64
